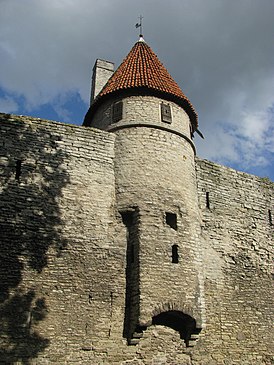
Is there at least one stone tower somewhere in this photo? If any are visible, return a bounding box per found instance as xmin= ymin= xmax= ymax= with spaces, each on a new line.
xmin=0 ymin=36 xmax=273 ymax=364
xmin=84 ymin=37 xmax=205 ymax=345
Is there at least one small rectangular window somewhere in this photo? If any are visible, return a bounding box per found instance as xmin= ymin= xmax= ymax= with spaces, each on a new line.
xmin=161 ymin=103 xmax=172 ymax=123
xmin=269 ymin=210 xmax=273 ymax=226
xmin=112 ymin=101 xmax=123 ymax=123
xmin=121 ymin=211 xmax=134 ymax=228
xmin=15 ymin=160 xmax=22 ymax=181
xmin=172 ymin=244 xmax=179 ymax=263
xmin=206 ymin=192 xmax=210 ymax=209
xmin=166 ymin=212 xmax=177 ymax=230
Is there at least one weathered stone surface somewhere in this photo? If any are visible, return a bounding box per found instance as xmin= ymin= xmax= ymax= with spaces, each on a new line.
xmin=0 ymin=113 xmax=273 ymax=364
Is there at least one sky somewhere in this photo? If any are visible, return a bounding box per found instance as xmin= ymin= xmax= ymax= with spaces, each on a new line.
xmin=0 ymin=0 xmax=274 ymax=180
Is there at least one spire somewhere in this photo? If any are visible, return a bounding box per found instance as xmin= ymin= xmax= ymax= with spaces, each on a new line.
xmin=86 ymin=40 xmax=198 ymax=128
xmin=135 ymin=15 xmax=143 ymax=38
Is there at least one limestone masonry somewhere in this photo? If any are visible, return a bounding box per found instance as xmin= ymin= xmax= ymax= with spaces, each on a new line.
xmin=0 ymin=38 xmax=273 ymax=364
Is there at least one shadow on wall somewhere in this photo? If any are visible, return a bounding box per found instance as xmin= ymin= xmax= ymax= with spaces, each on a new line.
xmin=0 ymin=115 xmax=69 ymax=364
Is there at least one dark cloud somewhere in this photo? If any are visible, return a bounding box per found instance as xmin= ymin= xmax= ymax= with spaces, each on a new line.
xmin=0 ymin=0 xmax=273 ymax=179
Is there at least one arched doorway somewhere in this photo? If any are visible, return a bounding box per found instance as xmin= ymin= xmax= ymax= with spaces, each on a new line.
xmin=152 ymin=310 xmax=200 ymax=347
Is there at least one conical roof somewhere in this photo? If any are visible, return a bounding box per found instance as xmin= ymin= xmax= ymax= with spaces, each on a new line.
xmin=86 ymin=38 xmax=197 ymax=128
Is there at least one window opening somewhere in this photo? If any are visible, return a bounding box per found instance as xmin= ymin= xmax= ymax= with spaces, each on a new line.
xmin=206 ymin=192 xmax=210 ymax=209
xmin=15 ymin=160 xmax=22 ymax=181
xmin=172 ymin=244 xmax=179 ymax=263
xmin=112 ymin=101 xmax=123 ymax=123
xmin=166 ymin=212 xmax=177 ymax=230
xmin=161 ymin=103 xmax=172 ymax=123
xmin=121 ymin=211 xmax=134 ymax=229
xmin=269 ymin=210 xmax=273 ymax=226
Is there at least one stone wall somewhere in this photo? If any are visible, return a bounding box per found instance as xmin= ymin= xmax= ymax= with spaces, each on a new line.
xmin=113 ymin=126 xmax=205 ymax=350
xmin=0 ymin=113 xmax=273 ymax=364
xmin=194 ymin=158 xmax=273 ymax=365
xmin=89 ymin=95 xmax=193 ymax=142
xmin=0 ymin=113 xmax=121 ymax=363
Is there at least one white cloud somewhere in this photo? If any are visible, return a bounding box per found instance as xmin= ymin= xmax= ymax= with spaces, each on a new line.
xmin=0 ymin=96 xmax=18 ymax=113
xmin=0 ymin=0 xmax=273 ymax=178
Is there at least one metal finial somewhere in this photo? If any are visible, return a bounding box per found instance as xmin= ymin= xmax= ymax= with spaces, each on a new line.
xmin=135 ymin=15 xmax=143 ymax=37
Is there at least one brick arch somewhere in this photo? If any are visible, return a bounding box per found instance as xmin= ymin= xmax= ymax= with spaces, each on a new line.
xmin=129 ymin=303 xmax=202 ymax=346
xmin=148 ymin=302 xmax=201 ymax=347
xmin=151 ymin=301 xmax=195 ymax=320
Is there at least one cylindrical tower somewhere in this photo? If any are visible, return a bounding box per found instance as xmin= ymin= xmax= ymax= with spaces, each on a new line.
xmin=84 ymin=37 xmax=204 ymax=346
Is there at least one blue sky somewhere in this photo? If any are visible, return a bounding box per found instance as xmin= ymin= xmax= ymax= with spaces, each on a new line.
xmin=0 ymin=0 xmax=273 ymax=181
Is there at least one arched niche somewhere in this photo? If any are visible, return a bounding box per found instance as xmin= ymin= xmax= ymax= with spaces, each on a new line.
xmin=152 ymin=310 xmax=200 ymax=347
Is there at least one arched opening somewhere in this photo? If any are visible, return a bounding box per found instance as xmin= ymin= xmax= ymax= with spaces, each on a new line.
xmin=152 ymin=310 xmax=200 ymax=346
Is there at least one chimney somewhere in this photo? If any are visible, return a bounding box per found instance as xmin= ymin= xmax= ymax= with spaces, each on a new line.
xmin=90 ymin=59 xmax=114 ymax=105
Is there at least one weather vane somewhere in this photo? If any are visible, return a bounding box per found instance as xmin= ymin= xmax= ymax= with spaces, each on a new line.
xmin=135 ymin=15 xmax=143 ymax=37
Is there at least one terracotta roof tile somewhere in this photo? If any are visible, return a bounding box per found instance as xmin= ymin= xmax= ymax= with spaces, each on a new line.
xmin=87 ymin=40 xmax=198 ymax=128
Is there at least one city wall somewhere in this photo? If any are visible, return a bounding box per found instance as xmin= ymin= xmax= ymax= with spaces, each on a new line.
xmin=0 ymin=113 xmax=273 ymax=364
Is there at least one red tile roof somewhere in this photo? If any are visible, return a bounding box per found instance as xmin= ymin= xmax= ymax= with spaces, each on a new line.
xmin=86 ymin=39 xmax=198 ymax=128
